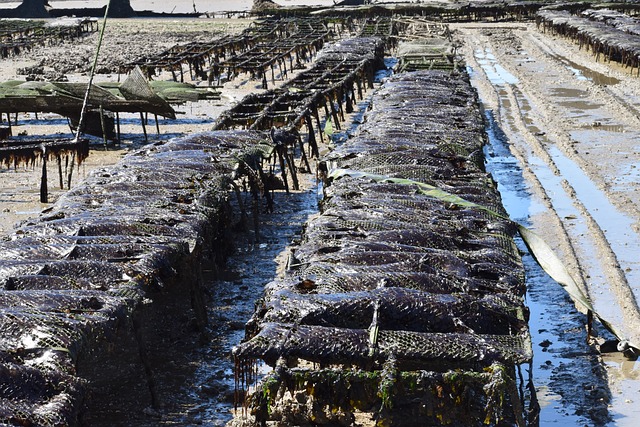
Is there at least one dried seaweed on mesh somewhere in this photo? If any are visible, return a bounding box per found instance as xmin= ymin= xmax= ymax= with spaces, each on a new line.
xmin=17 ymin=217 xmax=204 ymax=247
xmin=294 ymin=237 xmax=519 ymax=274
xmin=235 ymin=323 xmax=531 ymax=369
xmin=321 ymin=179 xmax=515 ymax=235
xmin=0 ymin=261 xmax=47 ymax=279
xmin=0 ymin=290 xmax=127 ymax=361
xmin=0 ymin=240 xmax=75 ymax=261
xmin=4 ymin=275 xmax=94 ymax=291
xmin=0 ymin=261 xmax=116 ymax=292
xmin=314 ymin=197 xmax=519 ymax=253
xmin=328 ymin=147 xmax=474 ymax=174
xmin=298 ymin=257 xmax=523 ymax=292
xmin=34 ymin=205 xmax=214 ymax=234
xmin=309 ymin=204 xmax=511 ymax=239
xmin=302 ymin=227 xmax=458 ymax=251
xmin=259 ymin=287 xmax=526 ymax=334
xmin=37 ymin=261 xmax=128 ymax=290
xmin=293 ymin=239 xmax=449 ymax=261
xmin=0 ymin=358 xmax=83 ymax=427
xmin=292 ymin=263 xmax=524 ymax=296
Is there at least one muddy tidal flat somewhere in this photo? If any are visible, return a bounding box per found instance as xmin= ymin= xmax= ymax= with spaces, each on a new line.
xmin=0 ymin=12 xmax=639 ymax=427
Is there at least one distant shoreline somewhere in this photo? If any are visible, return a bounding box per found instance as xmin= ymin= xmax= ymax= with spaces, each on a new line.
xmin=0 ymin=0 xmax=337 ymax=15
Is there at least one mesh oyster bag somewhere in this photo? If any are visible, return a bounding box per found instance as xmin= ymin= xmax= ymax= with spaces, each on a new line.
xmin=0 ymin=131 xmax=275 ymax=426
xmin=234 ymin=68 xmax=532 ymax=426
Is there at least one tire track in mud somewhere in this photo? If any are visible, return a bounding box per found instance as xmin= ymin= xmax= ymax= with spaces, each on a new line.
xmin=507 ymin=80 xmax=640 ymax=344
xmin=458 ymin=23 xmax=640 ymax=346
xmin=456 ymin=23 xmax=640 ymax=425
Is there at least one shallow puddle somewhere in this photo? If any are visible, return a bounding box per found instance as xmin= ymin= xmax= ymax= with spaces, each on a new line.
xmin=547 ymin=144 xmax=640 ymax=291
xmin=547 ymin=51 xmax=621 ymax=86
xmin=475 ymin=47 xmax=519 ymax=85
xmin=484 ymin=111 xmax=610 ymax=426
xmin=558 ymin=99 xmax=603 ymax=111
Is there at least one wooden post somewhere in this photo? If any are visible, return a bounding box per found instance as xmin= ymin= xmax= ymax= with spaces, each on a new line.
xmin=116 ymin=112 xmax=121 ymax=144
xmin=297 ymin=130 xmax=311 ymax=172
xmin=345 ymin=85 xmax=353 ymax=114
xmin=276 ymin=145 xmax=289 ymax=193
xmin=314 ymin=107 xmax=324 ymax=144
xmin=328 ymin=97 xmax=341 ymax=131
xmin=99 ymin=105 xmax=108 ymax=146
xmin=57 ymin=155 xmax=63 ymax=189
xmin=140 ymin=112 xmax=148 ymax=142
xmin=306 ymin=114 xmax=319 ymax=158
xmin=287 ymin=151 xmax=299 ymax=191
xmin=67 ymin=152 xmax=76 ymax=190
xmin=40 ymin=148 xmax=48 ymax=203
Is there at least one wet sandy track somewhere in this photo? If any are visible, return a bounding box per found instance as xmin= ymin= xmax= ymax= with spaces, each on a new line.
xmin=457 ymin=22 xmax=640 ymax=425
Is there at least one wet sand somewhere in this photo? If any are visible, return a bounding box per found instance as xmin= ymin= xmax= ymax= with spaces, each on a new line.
xmin=456 ymin=22 xmax=640 ymax=425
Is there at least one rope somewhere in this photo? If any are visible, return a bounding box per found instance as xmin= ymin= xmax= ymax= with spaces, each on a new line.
xmin=74 ymin=0 xmax=111 ymax=142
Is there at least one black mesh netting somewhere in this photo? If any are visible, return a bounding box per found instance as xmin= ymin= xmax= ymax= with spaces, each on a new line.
xmin=234 ymin=68 xmax=532 ymax=425
xmin=0 ymin=130 xmax=275 ymax=425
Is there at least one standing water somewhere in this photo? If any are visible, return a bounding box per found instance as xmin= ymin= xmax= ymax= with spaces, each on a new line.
xmin=484 ymin=110 xmax=612 ymax=425
xmin=171 ymin=184 xmax=321 ymax=425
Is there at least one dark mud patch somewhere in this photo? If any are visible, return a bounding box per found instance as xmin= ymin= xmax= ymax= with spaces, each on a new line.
xmin=152 ymin=183 xmax=319 ymax=426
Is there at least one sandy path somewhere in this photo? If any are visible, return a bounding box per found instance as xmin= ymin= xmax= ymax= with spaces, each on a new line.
xmin=455 ymin=22 xmax=640 ymax=424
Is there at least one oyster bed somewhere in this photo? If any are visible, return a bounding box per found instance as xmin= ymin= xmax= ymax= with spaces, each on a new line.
xmin=0 ymin=130 xmax=275 ymax=426
xmin=233 ymin=69 xmax=533 ymax=425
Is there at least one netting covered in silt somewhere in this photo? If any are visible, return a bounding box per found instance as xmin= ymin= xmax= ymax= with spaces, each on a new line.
xmin=0 ymin=130 xmax=275 ymax=426
xmin=234 ymin=70 xmax=532 ymax=426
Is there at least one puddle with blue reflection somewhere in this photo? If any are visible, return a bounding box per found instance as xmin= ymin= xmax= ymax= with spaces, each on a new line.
xmin=547 ymin=52 xmax=621 ymax=86
xmin=475 ymin=48 xmax=519 ymax=85
xmin=484 ymin=110 xmax=610 ymax=426
xmin=547 ymin=145 xmax=640 ymax=293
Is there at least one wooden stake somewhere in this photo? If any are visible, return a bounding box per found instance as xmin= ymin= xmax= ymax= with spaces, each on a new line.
xmin=116 ymin=112 xmax=121 ymax=144
xmin=140 ymin=112 xmax=148 ymax=142
xmin=67 ymin=152 xmax=76 ymax=190
xmin=99 ymin=105 xmax=108 ymax=146
xmin=40 ymin=149 xmax=48 ymax=203
xmin=57 ymin=155 xmax=63 ymax=189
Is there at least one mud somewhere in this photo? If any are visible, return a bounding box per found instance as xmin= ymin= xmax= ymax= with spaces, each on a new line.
xmin=458 ymin=22 xmax=640 ymax=425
